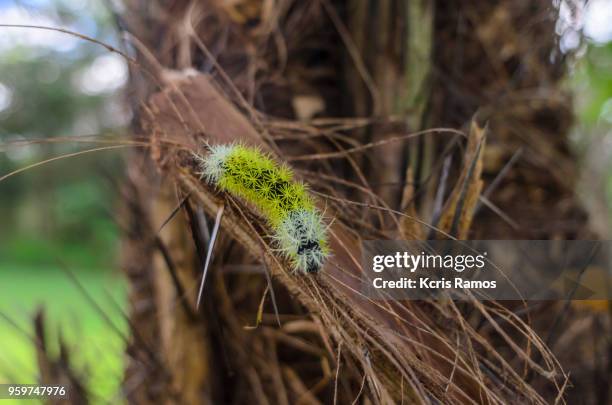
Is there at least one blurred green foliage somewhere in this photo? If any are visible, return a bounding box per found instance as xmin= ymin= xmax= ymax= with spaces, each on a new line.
xmin=0 ymin=5 xmax=126 ymax=269
xmin=0 ymin=264 xmax=127 ymax=402
xmin=573 ymin=41 xmax=612 ymax=125
xmin=1 ymin=50 xmax=103 ymax=135
xmin=0 ymin=0 xmax=128 ymax=401
xmin=571 ymin=38 xmax=612 ymax=214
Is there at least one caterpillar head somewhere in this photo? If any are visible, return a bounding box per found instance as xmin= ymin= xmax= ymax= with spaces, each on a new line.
xmin=275 ymin=209 xmax=329 ymax=273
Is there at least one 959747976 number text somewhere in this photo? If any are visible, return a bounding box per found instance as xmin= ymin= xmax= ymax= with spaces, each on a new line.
xmin=0 ymin=384 xmax=67 ymax=399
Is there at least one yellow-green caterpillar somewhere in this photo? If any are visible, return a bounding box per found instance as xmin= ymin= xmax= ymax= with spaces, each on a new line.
xmin=197 ymin=144 xmax=329 ymax=273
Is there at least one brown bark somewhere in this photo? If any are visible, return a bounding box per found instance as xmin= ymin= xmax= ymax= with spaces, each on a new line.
xmin=116 ymin=0 xmax=597 ymax=403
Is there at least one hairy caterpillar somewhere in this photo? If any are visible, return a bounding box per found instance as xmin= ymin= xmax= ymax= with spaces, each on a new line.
xmin=196 ymin=144 xmax=329 ymax=273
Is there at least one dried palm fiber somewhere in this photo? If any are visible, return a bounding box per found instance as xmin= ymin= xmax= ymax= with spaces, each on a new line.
xmin=115 ymin=0 xmax=585 ymax=403
xmin=431 ymin=1 xmax=591 ymax=240
xmin=340 ymin=2 xmax=603 ymax=399
xmin=140 ymin=72 xmax=565 ymax=404
xmin=429 ymin=2 xmax=603 ymax=403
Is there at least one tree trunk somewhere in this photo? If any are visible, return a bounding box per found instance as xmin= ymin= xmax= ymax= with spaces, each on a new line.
xmin=116 ymin=1 xmax=598 ymax=403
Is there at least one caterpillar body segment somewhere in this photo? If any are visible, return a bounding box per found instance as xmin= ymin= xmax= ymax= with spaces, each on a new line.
xmin=198 ymin=144 xmax=329 ymax=273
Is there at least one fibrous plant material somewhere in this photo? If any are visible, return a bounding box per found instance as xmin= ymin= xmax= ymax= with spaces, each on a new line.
xmin=196 ymin=143 xmax=329 ymax=273
xmin=113 ymin=0 xmax=601 ymax=403
xmin=141 ymin=73 xmax=567 ymax=404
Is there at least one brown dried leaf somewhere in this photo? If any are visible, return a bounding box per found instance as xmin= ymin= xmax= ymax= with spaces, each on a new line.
xmin=399 ymin=166 xmax=424 ymax=239
xmin=438 ymin=120 xmax=486 ymax=239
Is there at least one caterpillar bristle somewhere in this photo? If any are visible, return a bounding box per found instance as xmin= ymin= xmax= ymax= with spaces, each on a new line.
xmin=197 ymin=143 xmax=329 ymax=274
